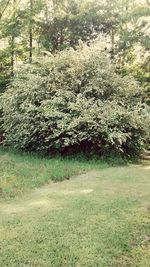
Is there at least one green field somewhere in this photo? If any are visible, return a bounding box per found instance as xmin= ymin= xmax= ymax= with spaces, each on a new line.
xmin=0 ymin=150 xmax=150 ymax=266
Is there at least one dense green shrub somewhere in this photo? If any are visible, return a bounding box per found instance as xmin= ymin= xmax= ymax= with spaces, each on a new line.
xmin=1 ymin=43 xmax=150 ymax=156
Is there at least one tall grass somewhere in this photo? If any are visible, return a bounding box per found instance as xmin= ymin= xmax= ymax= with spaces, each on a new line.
xmin=0 ymin=148 xmax=110 ymax=198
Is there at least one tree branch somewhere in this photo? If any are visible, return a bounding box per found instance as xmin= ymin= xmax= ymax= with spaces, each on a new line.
xmin=0 ymin=0 xmax=11 ymax=20
xmin=146 ymin=0 xmax=150 ymax=6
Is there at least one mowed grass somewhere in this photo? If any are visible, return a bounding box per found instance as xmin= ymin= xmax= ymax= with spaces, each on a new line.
xmin=0 ymin=150 xmax=150 ymax=266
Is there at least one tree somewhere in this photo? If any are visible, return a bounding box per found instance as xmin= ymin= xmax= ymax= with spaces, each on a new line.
xmin=0 ymin=0 xmax=149 ymax=88
xmin=29 ymin=0 xmax=33 ymax=62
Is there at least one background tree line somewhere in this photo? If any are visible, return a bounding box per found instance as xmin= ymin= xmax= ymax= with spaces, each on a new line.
xmin=0 ymin=0 xmax=149 ymax=91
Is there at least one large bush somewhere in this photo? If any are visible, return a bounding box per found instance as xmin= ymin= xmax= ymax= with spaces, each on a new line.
xmin=1 ymin=43 xmax=150 ymax=156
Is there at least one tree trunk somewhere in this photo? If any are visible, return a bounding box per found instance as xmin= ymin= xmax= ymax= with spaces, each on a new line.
xmin=10 ymin=0 xmax=16 ymax=76
xmin=146 ymin=0 xmax=150 ymax=6
xmin=29 ymin=0 xmax=33 ymax=62
xmin=110 ymin=27 xmax=115 ymax=59
xmin=0 ymin=0 xmax=11 ymax=20
xmin=60 ymin=25 xmax=64 ymax=45
xmin=10 ymin=35 xmax=15 ymax=76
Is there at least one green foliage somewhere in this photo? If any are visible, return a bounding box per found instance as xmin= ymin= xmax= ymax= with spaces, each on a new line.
xmin=1 ymin=43 xmax=149 ymax=156
xmin=0 ymin=0 xmax=149 ymax=83
xmin=38 ymin=0 xmax=104 ymax=51
xmin=119 ymin=60 xmax=150 ymax=106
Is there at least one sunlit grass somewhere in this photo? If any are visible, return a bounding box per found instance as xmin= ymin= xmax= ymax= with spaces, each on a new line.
xmin=0 ymin=149 xmax=149 ymax=266
xmin=0 ymin=162 xmax=150 ymax=266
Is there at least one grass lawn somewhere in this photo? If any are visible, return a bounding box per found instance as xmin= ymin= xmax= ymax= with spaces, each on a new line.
xmin=0 ymin=150 xmax=150 ymax=266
